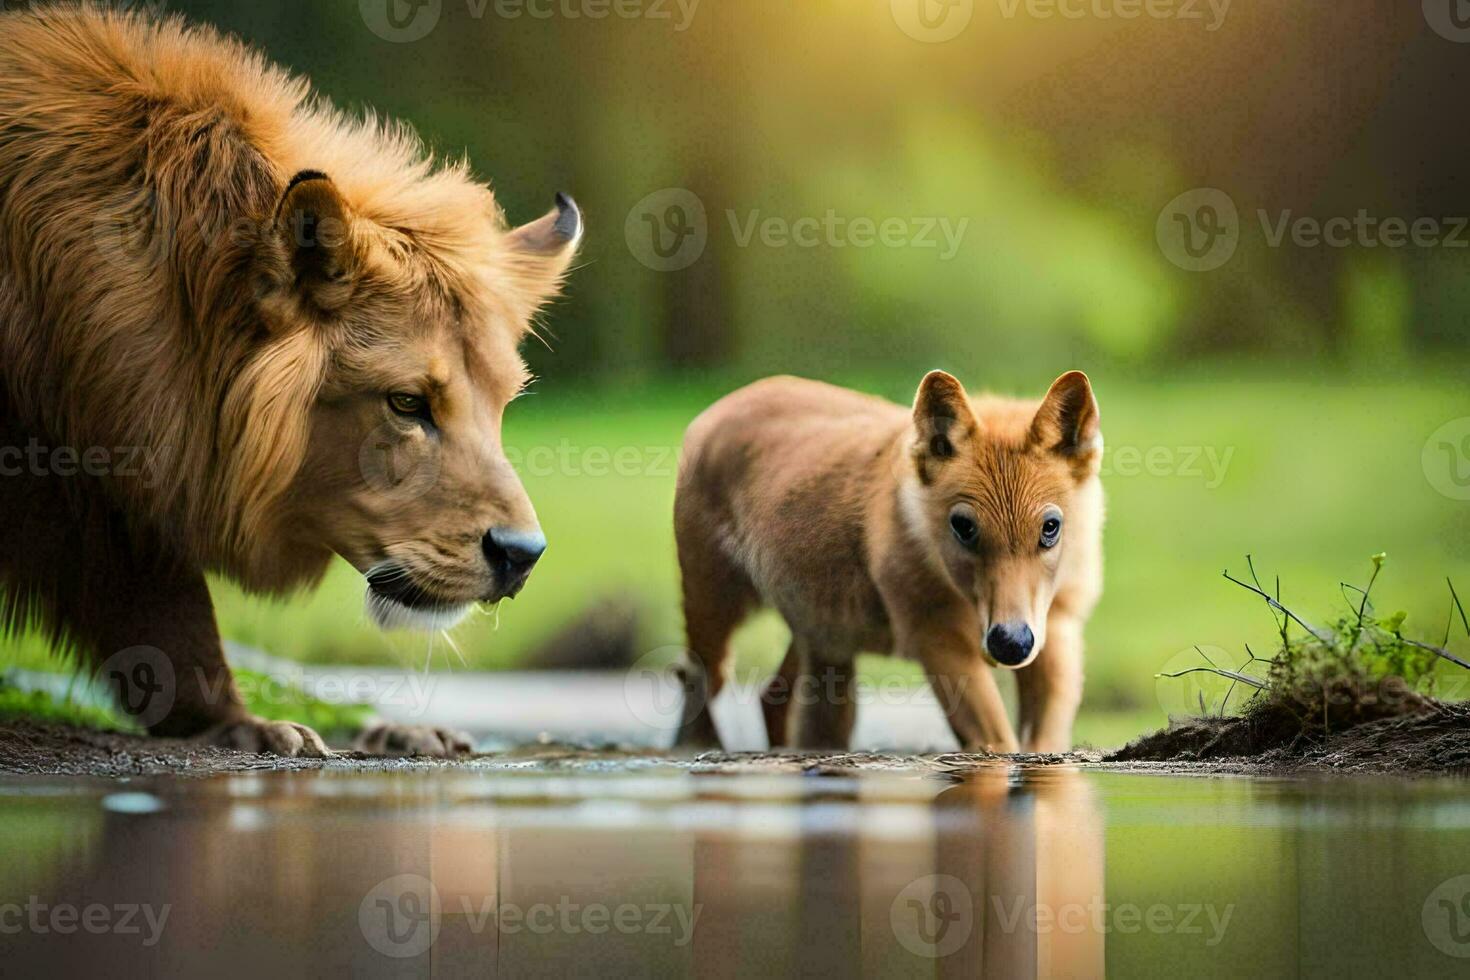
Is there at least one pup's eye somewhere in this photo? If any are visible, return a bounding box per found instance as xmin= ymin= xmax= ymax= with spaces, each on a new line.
xmin=388 ymin=393 xmax=430 ymax=420
xmin=949 ymin=509 xmax=980 ymax=548
xmin=1040 ymin=514 xmax=1063 ymax=550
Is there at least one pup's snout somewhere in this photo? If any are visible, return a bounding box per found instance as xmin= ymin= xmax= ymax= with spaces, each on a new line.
xmin=985 ymin=622 xmax=1035 ymax=667
xmin=483 ymin=527 xmax=546 ymax=597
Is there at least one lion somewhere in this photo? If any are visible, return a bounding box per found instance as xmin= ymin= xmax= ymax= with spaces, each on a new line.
xmin=0 ymin=7 xmax=582 ymax=756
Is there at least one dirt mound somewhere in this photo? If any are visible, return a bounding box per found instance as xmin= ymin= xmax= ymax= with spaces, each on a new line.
xmin=1109 ymin=701 xmax=1470 ymax=774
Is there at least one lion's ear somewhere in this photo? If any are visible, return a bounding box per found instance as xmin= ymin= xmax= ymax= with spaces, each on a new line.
xmin=271 ymin=170 xmax=359 ymax=314
xmin=501 ymin=193 xmax=582 ymax=317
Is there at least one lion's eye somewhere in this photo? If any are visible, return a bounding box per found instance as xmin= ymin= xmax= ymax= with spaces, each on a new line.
xmin=1040 ymin=513 xmax=1063 ymax=550
xmin=388 ymin=393 xmax=430 ymax=420
xmin=949 ymin=508 xmax=980 ymax=548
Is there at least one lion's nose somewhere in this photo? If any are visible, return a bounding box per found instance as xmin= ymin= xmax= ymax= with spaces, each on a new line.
xmin=483 ymin=527 xmax=547 ymax=590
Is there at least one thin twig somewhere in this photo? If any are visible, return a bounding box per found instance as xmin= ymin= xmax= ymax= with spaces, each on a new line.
xmin=1223 ymin=569 xmax=1329 ymax=641
xmin=1451 ymin=578 xmax=1469 ymax=638
xmin=1156 ymin=666 xmax=1269 ymax=690
xmin=1245 ymin=556 xmax=1289 ymax=645
xmin=1402 ymin=637 xmax=1470 ymax=671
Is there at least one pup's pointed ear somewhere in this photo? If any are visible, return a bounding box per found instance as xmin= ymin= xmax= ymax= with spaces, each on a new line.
xmin=502 ymin=193 xmax=583 ymax=313
xmin=1031 ymin=371 xmax=1101 ymax=464
xmin=271 ymin=171 xmax=360 ymax=314
xmin=912 ymin=371 xmax=977 ymax=475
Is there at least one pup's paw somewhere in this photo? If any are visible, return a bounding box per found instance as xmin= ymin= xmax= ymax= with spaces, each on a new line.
xmin=353 ymin=722 xmax=474 ymax=758
xmin=206 ymin=717 xmax=331 ymax=758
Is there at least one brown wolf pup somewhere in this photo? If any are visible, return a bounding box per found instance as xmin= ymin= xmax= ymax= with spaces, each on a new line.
xmin=673 ymin=371 xmax=1103 ymax=754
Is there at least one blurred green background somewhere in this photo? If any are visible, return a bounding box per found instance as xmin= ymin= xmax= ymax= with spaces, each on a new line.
xmin=6 ymin=0 xmax=1470 ymax=747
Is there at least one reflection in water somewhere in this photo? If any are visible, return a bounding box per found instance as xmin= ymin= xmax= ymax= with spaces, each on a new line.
xmin=0 ymin=766 xmax=1467 ymax=977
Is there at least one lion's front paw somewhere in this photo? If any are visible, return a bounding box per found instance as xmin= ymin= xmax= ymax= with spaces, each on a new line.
xmin=353 ymin=722 xmax=474 ymax=758
xmin=206 ymin=717 xmax=331 ymax=758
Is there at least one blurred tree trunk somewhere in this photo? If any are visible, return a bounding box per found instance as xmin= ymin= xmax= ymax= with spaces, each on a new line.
xmin=659 ymin=194 xmax=735 ymax=369
xmin=656 ymin=18 xmax=739 ymax=372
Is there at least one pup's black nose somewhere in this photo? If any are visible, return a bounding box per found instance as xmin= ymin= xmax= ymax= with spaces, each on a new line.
xmin=985 ymin=622 xmax=1035 ymax=667
xmin=483 ymin=527 xmax=546 ymax=592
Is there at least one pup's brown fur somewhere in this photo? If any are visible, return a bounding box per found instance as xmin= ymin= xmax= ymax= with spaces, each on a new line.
xmin=0 ymin=7 xmax=581 ymax=755
xmin=674 ymin=372 xmax=1103 ymax=753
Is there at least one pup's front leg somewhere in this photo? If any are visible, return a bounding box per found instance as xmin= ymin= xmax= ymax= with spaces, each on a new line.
xmin=789 ymin=640 xmax=857 ymax=749
xmin=914 ymin=630 xmax=1019 ymax=754
xmin=1017 ymin=613 xmax=1084 ymax=753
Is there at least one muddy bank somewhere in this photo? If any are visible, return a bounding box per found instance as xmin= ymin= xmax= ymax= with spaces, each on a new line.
xmin=3 ymin=714 xmax=1468 ymax=778
xmin=1107 ymin=701 xmax=1470 ymax=775
xmin=0 ymin=720 xmax=1056 ymax=778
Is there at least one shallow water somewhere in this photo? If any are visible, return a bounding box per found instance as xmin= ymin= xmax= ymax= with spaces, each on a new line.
xmin=2 ymin=765 xmax=1469 ymax=978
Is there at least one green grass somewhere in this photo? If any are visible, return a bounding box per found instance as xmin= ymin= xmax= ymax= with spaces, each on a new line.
xmin=0 ymin=677 xmax=126 ymax=731
xmin=5 ymin=368 xmax=1469 ymax=747
xmin=0 ymin=669 xmax=372 ymax=740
